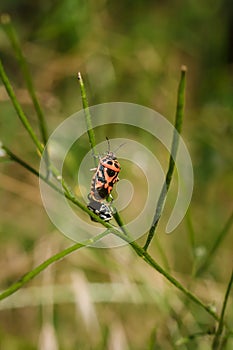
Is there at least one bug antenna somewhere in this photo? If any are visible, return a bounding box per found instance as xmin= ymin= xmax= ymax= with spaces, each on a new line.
xmin=113 ymin=142 xmax=127 ymax=154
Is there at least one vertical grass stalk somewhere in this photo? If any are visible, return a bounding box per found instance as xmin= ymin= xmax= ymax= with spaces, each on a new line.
xmin=212 ymin=269 xmax=233 ymax=349
xmin=0 ymin=60 xmax=44 ymax=155
xmin=196 ymin=211 xmax=233 ymax=276
xmin=77 ymin=72 xmax=98 ymax=165
xmin=144 ymin=65 xmax=187 ymax=251
xmin=77 ymin=72 xmax=127 ymax=227
xmin=1 ymin=14 xmax=49 ymax=149
xmin=1 ymin=14 xmax=50 ymax=174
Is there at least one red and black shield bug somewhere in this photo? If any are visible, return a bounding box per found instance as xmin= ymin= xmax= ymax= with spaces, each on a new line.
xmin=89 ymin=138 xmax=121 ymax=202
xmin=87 ymin=138 xmax=123 ymax=222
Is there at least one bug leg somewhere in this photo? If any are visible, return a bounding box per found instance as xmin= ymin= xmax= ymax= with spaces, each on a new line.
xmin=108 ymin=193 xmax=114 ymax=202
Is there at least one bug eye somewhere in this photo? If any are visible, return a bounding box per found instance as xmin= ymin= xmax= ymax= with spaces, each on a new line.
xmin=107 ymin=168 xmax=115 ymax=177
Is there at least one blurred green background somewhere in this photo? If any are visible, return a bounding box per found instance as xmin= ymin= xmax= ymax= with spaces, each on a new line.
xmin=0 ymin=0 xmax=233 ymax=349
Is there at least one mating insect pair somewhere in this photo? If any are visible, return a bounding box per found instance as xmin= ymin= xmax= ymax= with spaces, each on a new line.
xmin=87 ymin=139 xmax=121 ymax=222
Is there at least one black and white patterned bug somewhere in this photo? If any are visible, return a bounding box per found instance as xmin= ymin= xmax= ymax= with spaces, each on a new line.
xmin=87 ymin=198 xmax=112 ymax=222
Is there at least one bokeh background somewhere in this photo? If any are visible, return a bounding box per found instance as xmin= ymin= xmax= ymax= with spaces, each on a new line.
xmin=0 ymin=1 xmax=233 ymax=349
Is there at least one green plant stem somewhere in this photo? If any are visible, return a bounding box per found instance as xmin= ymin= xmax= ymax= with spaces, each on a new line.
xmin=212 ymin=269 xmax=233 ymax=350
xmin=144 ymin=66 xmax=187 ymax=251
xmin=4 ymin=142 xmax=127 ymax=236
xmin=0 ymin=231 xmax=108 ymax=301
xmin=0 ymin=59 xmax=44 ymax=155
xmin=129 ymin=241 xmax=220 ymax=322
xmin=2 ymin=145 xmax=117 ymax=226
xmin=186 ymin=209 xmax=196 ymax=270
xmin=1 ymin=14 xmax=50 ymax=176
xmin=176 ymin=328 xmax=215 ymax=346
xmin=1 ymin=14 xmax=49 ymax=149
xmin=1 ymin=65 xmax=221 ymax=323
xmin=0 ymin=206 xmax=220 ymax=322
xmin=112 ymin=206 xmax=128 ymax=235
xmin=196 ymin=211 xmax=233 ymax=276
xmin=1 ymin=148 xmax=220 ymax=322
xmin=3 ymin=146 xmax=40 ymax=177
xmin=77 ymin=72 xmax=98 ymax=165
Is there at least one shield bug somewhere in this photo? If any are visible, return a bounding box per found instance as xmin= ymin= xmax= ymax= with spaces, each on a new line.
xmin=87 ymin=138 xmax=123 ymax=221
xmin=89 ymin=138 xmax=121 ymax=201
